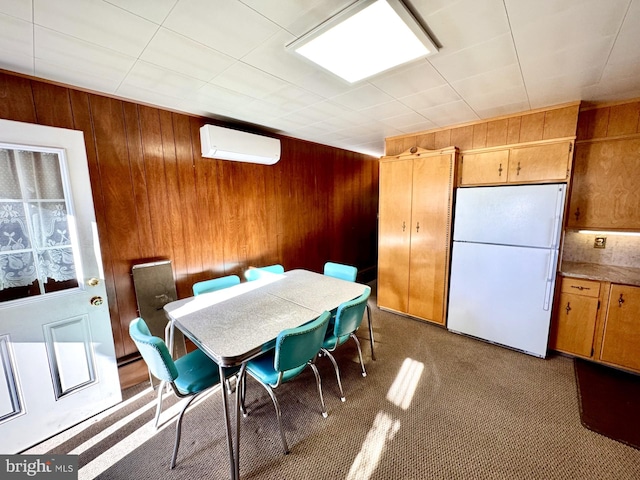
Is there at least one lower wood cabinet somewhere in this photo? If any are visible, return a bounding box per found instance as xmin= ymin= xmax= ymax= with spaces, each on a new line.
xmin=600 ymin=284 xmax=640 ymax=372
xmin=550 ymin=276 xmax=640 ymax=373
xmin=549 ymin=277 xmax=600 ymax=358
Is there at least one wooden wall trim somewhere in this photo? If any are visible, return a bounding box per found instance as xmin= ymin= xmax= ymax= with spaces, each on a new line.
xmin=0 ymin=70 xmax=379 ymax=361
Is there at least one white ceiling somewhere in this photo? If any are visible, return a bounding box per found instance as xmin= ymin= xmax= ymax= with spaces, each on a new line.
xmin=1 ymin=0 xmax=639 ymax=157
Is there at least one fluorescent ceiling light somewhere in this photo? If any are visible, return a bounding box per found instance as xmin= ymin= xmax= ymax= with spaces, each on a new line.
xmin=287 ymin=0 xmax=438 ymax=83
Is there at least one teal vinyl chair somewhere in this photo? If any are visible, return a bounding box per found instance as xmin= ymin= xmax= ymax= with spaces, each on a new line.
xmin=192 ymin=274 xmax=240 ymax=295
xmin=321 ymin=287 xmax=371 ymax=402
xmin=323 ymin=261 xmax=357 ymax=282
xmin=129 ymin=318 xmax=222 ymax=469
xmin=242 ymin=311 xmax=331 ymax=454
xmin=323 ymin=262 xmax=376 ymax=360
xmin=244 ymin=264 xmax=285 ymax=282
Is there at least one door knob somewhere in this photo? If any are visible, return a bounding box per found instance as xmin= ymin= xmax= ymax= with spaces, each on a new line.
xmin=90 ymin=296 xmax=104 ymax=306
xmin=87 ymin=277 xmax=100 ymax=286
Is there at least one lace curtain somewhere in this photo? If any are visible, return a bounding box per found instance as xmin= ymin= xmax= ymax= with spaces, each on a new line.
xmin=0 ymin=148 xmax=77 ymax=292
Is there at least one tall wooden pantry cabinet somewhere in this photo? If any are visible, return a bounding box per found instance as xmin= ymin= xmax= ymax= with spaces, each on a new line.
xmin=377 ymin=147 xmax=458 ymax=325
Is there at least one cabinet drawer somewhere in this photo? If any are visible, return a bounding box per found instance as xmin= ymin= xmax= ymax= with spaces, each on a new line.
xmin=560 ymin=277 xmax=600 ymax=298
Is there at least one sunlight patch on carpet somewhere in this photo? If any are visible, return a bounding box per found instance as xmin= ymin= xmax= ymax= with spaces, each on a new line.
xmin=386 ymin=357 xmax=424 ymax=410
xmin=346 ymin=411 xmax=400 ymax=480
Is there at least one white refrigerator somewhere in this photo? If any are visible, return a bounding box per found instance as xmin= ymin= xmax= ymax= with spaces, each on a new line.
xmin=447 ymin=183 xmax=566 ymax=357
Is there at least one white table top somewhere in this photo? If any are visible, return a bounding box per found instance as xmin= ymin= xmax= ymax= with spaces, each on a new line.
xmin=163 ymin=269 xmax=367 ymax=367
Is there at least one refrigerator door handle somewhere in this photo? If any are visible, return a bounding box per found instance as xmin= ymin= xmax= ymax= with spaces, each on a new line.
xmin=543 ymin=249 xmax=558 ymax=310
xmin=550 ymin=186 xmax=565 ymax=248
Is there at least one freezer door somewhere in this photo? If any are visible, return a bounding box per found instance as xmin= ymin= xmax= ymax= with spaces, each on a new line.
xmin=453 ymin=184 xmax=566 ymax=248
xmin=447 ymin=241 xmax=558 ymax=357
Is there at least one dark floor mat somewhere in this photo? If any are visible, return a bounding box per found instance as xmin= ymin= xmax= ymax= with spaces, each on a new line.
xmin=574 ymin=358 xmax=640 ymax=450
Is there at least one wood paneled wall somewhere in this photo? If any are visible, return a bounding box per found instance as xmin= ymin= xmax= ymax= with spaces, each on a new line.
xmin=577 ymin=100 xmax=640 ymax=140
xmin=0 ymin=71 xmax=379 ymax=360
xmin=385 ymin=102 xmax=580 ymax=156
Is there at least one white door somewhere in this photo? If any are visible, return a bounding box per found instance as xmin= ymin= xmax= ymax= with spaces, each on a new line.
xmin=0 ymin=119 xmax=121 ymax=453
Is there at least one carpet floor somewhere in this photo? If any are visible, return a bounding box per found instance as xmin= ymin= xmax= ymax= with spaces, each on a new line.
xmin=27 ymin=285 xmax=640 ymax=479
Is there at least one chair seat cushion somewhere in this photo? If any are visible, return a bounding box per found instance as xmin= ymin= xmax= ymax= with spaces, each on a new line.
xmin=247 ymin=352 xmax=307 ymax=386
xmin=322 ymin=333 xmax=350 ymax=351
xmin=174 ymin=348 xmax=221 ymax=395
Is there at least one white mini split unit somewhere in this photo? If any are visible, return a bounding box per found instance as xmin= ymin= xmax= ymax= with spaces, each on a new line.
xmin=199 ymin=124 xmax=281 ymax=165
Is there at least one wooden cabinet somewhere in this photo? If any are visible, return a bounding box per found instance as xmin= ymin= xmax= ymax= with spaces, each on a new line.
xmin=460 ymin=140 xmax=574 ymax=186
xmin=549 ymin=277 xmax=601 ymax=358
xmin=600 ymin=284 xmax=640 ymax=372
xmin=378 ymin=147 xmax=457 ymax=325
xmin=566 ymin=138 xmax=640 ymax=230
xmin=550 ymin=277 xmax=640 ymax=374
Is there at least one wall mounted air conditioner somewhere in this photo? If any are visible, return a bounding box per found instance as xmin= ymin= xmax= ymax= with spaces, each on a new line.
xmin=200 ymin=124 xmax=281 ymax=165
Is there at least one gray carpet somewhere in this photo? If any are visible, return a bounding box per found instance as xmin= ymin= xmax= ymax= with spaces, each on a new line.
xmin=27 ymin=284 xmax=640 ymax=479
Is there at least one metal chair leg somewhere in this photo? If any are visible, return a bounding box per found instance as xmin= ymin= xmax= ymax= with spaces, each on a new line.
xmin=170 ymin=395 xmax=198 ymax=469
xmin=154 ymin=380 xmax=166 ymax=429
xmin=309 ymin=362 xmax=328 ymax=418
xmin=366 ymin=303 xmax=375 ymax=360
xmin=350 ymin=333 xmax=367 ymax=377
xmin=249 ymin=376 xmax=289 ymax=454
xmin=321 ymin=349 xmax=345 ymax=402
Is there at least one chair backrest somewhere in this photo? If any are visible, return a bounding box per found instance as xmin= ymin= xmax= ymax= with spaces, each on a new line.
xmin=323 ymin=262 xmax=357 ymax=282
xmin=192 ymin=274 xmax=241 ymax=295
xmin=274 ymin=311 xmax=331 ymax=373
xmin=129 ymin=317 xmax=178 ymax=382
xmin=244 ymin=264 xmax=285 ymax=282
xmin=333 ymin=287 xmax=371 ymax=338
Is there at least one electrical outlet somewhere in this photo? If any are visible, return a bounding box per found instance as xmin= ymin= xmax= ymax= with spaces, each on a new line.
xmin=594 ymin=237 xmax=607 ymax=249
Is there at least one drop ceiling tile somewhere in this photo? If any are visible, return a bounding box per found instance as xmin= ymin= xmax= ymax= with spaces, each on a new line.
xmin=474 ymin=100 xmax=531 ymax=120
xmin=163 ymin=0 xmax=280 ymax=59
xmin=262 ymin=84 xmax=323 ymax=113
xmin=425 ymin=0 xmax=510 ymax=53
xmin=35 ymin=58 xmax=123 ymax=93
xmin=379 ymin=111 xmax=433 ymax=130
xmin=0 ymin=0 xmax=32 ymax=21
xmin=104 ymin=0 xmax=178 ymax=25
xmin=120 ymin=61 xmax=205 ymax=100
xmin=400 ymin=84 xmax=461 ymax=111
xmin=369 ymin=60 xmax=446 ymax=98
xmin=358 ymin=100 xmax=414 ymax=120
xmin=429 ymin=33 xmax=517 ymax=83
xmin=210 ymin=62 xmax=289 ymax=99
xmin=241 ymin=29 xmax=319 ymax=83
xmin=0 ymin=12 xmax=32 ymax=58
xmin=190 ymin=83 xmax=255 ymax=113
xmin=451 ymin=63 xmax=523 ymax=99
xmin=397 ymin=118 xmax=439 ymax=134
xmin=140 ymin=29 xmax=234 ymax=83
xmin=35 ymin=27 xmax=135 ymax=86
xmin=289 ymin=69 xmax=352 ymax=98
xmin=507 ymin=0 xmax=628 ymax=61
xmin=417 ymin=100 xmax=479 ymax=127
xmin=117 ymin=83 xmax=187 ymax=112
xmin=33 ymin=0 xmax=158 ymax=57
xmin=330 ymin=84 xmax=394 ymax=110
xmin=238 ymin=0 xmax=349 ymax=37
xmin=462 ymin=85 xmax=529 ymax=112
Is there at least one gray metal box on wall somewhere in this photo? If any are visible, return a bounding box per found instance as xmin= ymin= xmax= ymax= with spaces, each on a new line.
xmin=132 ymin=260 xmax=186 ymax=386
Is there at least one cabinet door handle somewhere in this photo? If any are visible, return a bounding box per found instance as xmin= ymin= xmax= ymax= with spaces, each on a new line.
xmin=498 ymin=163 xmax=503 ymax=177
xmin=516 ymin=161 xmax=521 ymax=175
xmin=402 ymin=221 xmax=406 ymax=232
xmin=574 ymin=207 xmax=580 ymax=221
xmin=416 ymin=222 xmax=420 ymax=233
xmin=570 ymin=285 xmax=590 ymax=291
xmin=565 ymin=302 xmax=571 ymax=315
xmin=619 ymin=293 xmax=625 ymax=307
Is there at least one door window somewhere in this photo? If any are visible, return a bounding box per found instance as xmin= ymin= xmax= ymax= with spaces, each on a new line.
xmin=0 ymin=145 xmax=79 ymax=303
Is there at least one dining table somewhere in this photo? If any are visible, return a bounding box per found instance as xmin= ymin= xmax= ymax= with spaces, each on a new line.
xmin=163 ymin=269 xmax=369 ymax=480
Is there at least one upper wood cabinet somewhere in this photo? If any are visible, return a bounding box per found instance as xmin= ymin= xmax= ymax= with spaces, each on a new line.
xmin=566 ymin=138 xmax=640 ymax=230
xmin=459 ymin=139 xmax=574 ymax=186
xmin=378 ymin=147 xmax=457 ymax=325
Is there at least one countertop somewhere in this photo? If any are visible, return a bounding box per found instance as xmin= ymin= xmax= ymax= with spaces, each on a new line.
xmin=560 ymin=261 xmax=640 ymax=287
